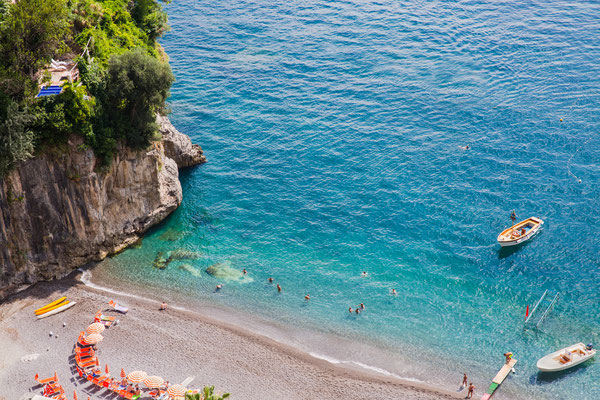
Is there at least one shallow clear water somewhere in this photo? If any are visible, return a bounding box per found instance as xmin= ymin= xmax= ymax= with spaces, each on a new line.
xmin=95 ymin=1 xmax=600 ymax=398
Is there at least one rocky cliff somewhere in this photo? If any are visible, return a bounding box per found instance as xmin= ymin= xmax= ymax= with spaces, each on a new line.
xmin=0 ymin=117 xmax=205 ymax=299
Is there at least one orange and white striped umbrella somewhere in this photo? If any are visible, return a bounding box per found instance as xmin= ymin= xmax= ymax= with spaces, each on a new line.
xmin=86 ymin=322 xmax=105 ymax=335
xmin=167 ymin=384 xmax=187 ymax=397
xmin=127 ymin=370 xmax=147 ymax=383
xmin=143 ymin=375 xmax=164 ymax=388
xmin=83 ymin=333 xmax=103 ymax=345
xmin=105 ymin=364 xmax=110 ymax=374
xmin=120 ymin=368 xmax=126 ymax=378
xmin=73 ymin=390 xmax=78 ymax=400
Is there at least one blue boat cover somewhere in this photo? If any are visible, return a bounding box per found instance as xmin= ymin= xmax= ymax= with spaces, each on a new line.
xmin=36 ymin=85 xmax=63 ymax=97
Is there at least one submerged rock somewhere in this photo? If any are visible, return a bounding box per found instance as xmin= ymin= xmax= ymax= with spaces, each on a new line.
xmin=205 ymin=261 xmax=253 ymax=283
xmin=158 ymin=228 xmax=185 ymax=242
xmin=152 ymin=251 xmax=169 ymax=270
xmin=166 ymin=248 xmax=202 ymax=262
xmin=179 ymin=263 xmax=203 ymax=278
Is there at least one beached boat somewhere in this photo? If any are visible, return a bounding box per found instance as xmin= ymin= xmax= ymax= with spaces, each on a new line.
xmin=497 ymin=217 xmax=543 ymax=247
xmin=34 ymin=296 xmax=67 ymax=315
xmin=537 ymin=343 xmax=595 ymax=372
xmin=37 ymin=301 xmax=76 ymax=319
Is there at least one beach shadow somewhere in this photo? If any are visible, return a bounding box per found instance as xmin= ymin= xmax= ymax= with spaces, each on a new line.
xmin=528 ymin=359 xmax=596 ymax=386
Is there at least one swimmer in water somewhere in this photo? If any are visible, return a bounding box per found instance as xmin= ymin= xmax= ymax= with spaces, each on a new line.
xmin=277 ymin=284 xmax=282 ymax=292
xmin=349 ymin=307 xmax=353 ymax=313
xmin=360 ymin=303 xmax=365 ymax=310
xmin=361 ymin=271 xmax=368 ymax=277
xmin=391 ymin=288 xmax=397 ymax=296
xmin=242 ymin=268 xmax=247 ymax=275
xmin=459 ymin=145 xmax=470 ymax=150
xmin=355 ymin=308 xmax=361 ymax=314
xmin=268 ymin=277 xmax=273 ymax=283
xmin=305 ymin=294 xmax=310 ymax=300
xmin=215 ymin=284 xmax=222 ymax=291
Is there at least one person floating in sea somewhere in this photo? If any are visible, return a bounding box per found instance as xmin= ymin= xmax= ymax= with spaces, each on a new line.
xmin=215 ymin=284 xmax=223 ymax=292
xmin=243 ymin=268 xmax=247 ymax=275
xmin=391 ymin=288 xmax=397 ymax=296
xmin=268 ymin=277 xmax=273 ymax=283
xmin=466 ymin=383 xmax=475 ymax=399
xmin=361 ymin=271 xmax=368 ymax=277
xmin=359 ymin=303 xmax=365 ymax=310
xmin=277 ymin=284 xmax=282 ymax=292
xmin=510 ymin=210 xmax=517 ymax=225
xmin=349 ymin=307 xmax=353 ymax=313
xmin=459 ymin=145 xmax=470 ymax=150
xmin=355 ymin=308 xmax=361 ymax=315
xmin=159 ymin=301 xmax=167 ymax=311
xmin=461 ymin=373 xmax=468 ymax=389
xmin=305 ymin=294 xmax=310 ymax=301
xmin=504 ymin=352 xmax=513 ymax=364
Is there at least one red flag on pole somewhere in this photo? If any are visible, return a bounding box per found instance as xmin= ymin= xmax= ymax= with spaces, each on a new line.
xmin=525 ymin=305 xmax=529 ymax=320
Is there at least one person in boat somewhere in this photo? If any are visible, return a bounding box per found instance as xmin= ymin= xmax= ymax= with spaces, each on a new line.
xmin=504 ymin=352 xmax=513 ymax=364
xmin=561 ymin=351 xmax=572 ymax=363
xmin=467 ymin=383 xmax=475 ymax=398
xmin=520 ymin=227 xmax=526 ymax=236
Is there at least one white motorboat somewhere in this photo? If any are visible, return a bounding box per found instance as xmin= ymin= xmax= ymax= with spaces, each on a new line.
xmin=497 ymin=217 xmax=543 ymax=247
xmin=537 ymin=343 xmax=595 ymax=372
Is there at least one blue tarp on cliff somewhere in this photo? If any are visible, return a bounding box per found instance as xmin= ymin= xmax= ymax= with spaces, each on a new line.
xmin=36 ymin=85 xmax=63 ymax=97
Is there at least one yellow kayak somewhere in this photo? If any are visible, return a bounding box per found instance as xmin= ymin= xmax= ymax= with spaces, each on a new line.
xmin=35 ymin=297 xmax=68 ymax=315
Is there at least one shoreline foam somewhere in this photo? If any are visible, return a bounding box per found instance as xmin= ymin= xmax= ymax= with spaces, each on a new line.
xmin=0 ymin=270 xmax=464 ymax=400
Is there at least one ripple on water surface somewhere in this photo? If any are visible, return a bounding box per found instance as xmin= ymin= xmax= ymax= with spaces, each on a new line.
xmin=95 ymin=1 xmax=600 ymax=398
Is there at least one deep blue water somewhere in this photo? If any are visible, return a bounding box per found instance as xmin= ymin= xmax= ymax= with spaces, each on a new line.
xmin=95 ymin=1 xmax=600 ymax=398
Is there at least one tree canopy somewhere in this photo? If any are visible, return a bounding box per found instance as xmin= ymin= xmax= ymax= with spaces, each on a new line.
xmin=0 ymin=0 xmax=173 ymax=175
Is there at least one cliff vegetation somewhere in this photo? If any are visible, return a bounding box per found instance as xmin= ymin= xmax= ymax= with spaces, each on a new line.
xmin=0 ymin=0 xmax=174 ymax=174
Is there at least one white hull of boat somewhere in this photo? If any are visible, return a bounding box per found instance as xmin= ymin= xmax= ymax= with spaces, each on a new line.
xmin=37 ymin=301 xmax=76 ymax=319
xmin=498 ymin=217 xmax=543 ymax=247
xmin=537 ymin=343 xmax=596 ymax=372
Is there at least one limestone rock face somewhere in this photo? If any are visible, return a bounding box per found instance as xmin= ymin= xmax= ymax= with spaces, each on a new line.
xmin=158 ymin=114 xmax=206 ymax=168
xmin=0 ymin=118 xmax=204 ymax=299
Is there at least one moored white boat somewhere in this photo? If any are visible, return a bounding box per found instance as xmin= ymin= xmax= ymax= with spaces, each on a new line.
xmin=537 ymin=343 xmax=595 ymax=372
xmin=497 ymin=217 xmax=543 ymax=247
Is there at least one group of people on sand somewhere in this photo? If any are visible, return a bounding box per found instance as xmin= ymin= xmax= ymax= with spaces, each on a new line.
xmin=461 ymin=373 xmax=476 ymax=398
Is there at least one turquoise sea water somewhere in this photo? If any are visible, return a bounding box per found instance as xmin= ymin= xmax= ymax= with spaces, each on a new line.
xmin=94 ymin=1 xmax=600 ymax=398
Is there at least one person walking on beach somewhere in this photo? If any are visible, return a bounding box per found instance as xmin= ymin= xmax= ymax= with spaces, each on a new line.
xmin=277 ymin=284 xmax=282 ymax=292
xmin=466 ymin=383 xmax=475 ymax=398
xmin=461 ymin=373 xmax=468 ymax=389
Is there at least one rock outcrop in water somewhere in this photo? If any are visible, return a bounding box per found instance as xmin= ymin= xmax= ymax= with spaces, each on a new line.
xmin=0 ymin=117 xmax=205 ymax=299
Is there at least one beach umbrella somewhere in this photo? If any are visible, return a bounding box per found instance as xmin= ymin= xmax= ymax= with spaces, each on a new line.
xmin=167 ymin=384 xmax=187 ymax=397
xmin=127 ymin=370 xmax=147 ymax=383
xmin=83 ymin=333 xmax=103 ymax=345
xmin=105 ymin=364 xmax=110 ymax=374
xmin=120 ymin=368 xmax=126 ymax=378
xmin=143 ymin=375 xmax=164 ymax=388
xmin=86 ymin=322 xmax=105 ymax=335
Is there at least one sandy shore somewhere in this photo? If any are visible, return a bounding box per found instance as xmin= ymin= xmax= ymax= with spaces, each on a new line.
xmin=0 ymin=271 xmax=464 ymax=400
